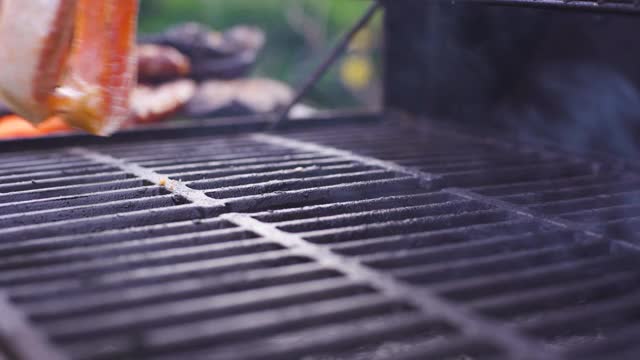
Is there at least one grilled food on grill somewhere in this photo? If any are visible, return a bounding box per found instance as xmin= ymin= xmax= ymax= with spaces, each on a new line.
xmin=185 ymin=78 xmax=293 ymax=118
xmin=130 ymin=80 xmax=196 ymax=124
xmin=138 ymin=44 xmax=192 ymax=84
xmin=141 ymin=23 xmax=265 ymax=80
xmin=0 ymin=0 xmax=139 ymax=136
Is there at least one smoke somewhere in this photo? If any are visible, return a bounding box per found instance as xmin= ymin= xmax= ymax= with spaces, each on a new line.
xmin=383 ymin=2 xmax=640 ymax=242
xmin=496 ymin=62 xmax=640 ymax=157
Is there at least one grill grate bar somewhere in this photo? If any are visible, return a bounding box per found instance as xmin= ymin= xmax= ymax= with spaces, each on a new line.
xmin=0 ymin=218 xmax=234 ymax=257
xmin=447 ymin=188 xmax=607 ymax=241
xmin=0 ymin=185 xmax=166 ymax=216
xmin=0 ymin=239 xmax=283 ymax=287
xmin=433 ymin=255 xmax=631 ymax=300
xmin=223 ymin=177 xmax=423 ymax=213
xmin=250 ymin=192 xmax=453 ymax=221
xmin=135 ymin=151 xmax=310 ymax=168
xmin=253 ymin=133 xmax=442 ymax=186
xmin=471 ymin=272 xmax=640 ymax=320
xmin=298 ymin=210 xmax=514 ymax=245
xmin=0 ymin=205 xmax=211 ymax=244
xmin=11 ymin=261 xmax=330 ymax=306
xmin=0 ymin=171 xmax=131 ymax=193
xmin=0 ymin=165 xmax=117 ymax=183
xmin=42 ymin=278 xmax=373 ymax=342
xmin=187 ymin=163 xmax=371 ymax=190
xmin=360 ymin=230 xmax=573 ymax=269
xmin=94 ymin=136 xmax=268 ymax=155
xmin=469 ymin=174 xmax=629 ymax=197
xmin=0 ymin=178 xmax=145 ymax=203
xmin=171 ymin=157 xmax=352 ymax=181
xmin=0 ymin=194 xmax=181 ymax=229
xmin=153 ymin=152 xmax=328 ymax=173
xmin=174 ymin=314 xmax=454 ymax=360
xmin=331 ymin=219 xmax=544 ymax=256
xmin=273 ymin=200 xmax=491 ymax=231
xmin=0 ymin=159 xmax=102 ymax=176
xmin=0 ymin=228 xmax=260 ymax=271
xmin=395 ymin=243 xmax=607 ymax=286
xmin=5 ymin=250 xmax=312 ymax=306
xmin=0 ymin=155 xmax=89 ymax=172
xmin=205 ymin=169 xmax=394 ymax=199
xmin=497 ymin=180 xmax=640 ymax=206
xmin=63 ymin=295 xmax=410 ymax=360
xmin=68 ymin=147 xmax=226 ymax=208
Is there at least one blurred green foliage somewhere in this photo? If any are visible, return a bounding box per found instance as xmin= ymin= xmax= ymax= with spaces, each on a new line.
xmin=138 ymin=0 xmax=380 ymax=109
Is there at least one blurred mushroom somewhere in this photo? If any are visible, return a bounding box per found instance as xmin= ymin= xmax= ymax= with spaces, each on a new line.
xmin=137 ymin=44 xmax=191 ymax=83
xmin=225 ymin=25 xmax=266 ymax=53
xmin=142 ymin=22 xmax=233 ymax=58
xmin=130 ymin=79 xmax=196 ymax=123
xmin=185 ymin=78 xmax=293 ymax=118
xmin=140 ymin=22 xmax=265 ymax=80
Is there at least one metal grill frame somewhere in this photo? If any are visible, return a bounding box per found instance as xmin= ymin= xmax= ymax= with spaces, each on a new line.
xmin=465 ymin=0 xmax=640 ymax=15
xmin=463 ymin=0 xmax=640 ymax=15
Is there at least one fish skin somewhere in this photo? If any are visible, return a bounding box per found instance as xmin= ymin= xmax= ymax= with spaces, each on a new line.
xmin=0 ymin=0 xmax=139 ymax=136
xmin=0 ymin=0 xmax=76 ymax=123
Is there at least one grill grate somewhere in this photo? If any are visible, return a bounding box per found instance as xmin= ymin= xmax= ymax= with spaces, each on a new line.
xmin=1 ymin=117 xmax=639 ymax=360
xmin=282 ymin=123 xmax=640 ymax=243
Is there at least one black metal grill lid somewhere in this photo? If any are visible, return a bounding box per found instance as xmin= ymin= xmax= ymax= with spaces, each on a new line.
xmin=383 ymin=0 xmax=640 ymax=159
xmin=0 ymin=114 xmax=639 ymax=360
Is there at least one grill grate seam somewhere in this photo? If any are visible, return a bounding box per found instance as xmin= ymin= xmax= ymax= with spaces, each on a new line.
xmin=251 ymin=132 xmax=636 ymax=252
xmin=222 ymin=212 xmax=555 ymax=360
xmin=446 ymin=188 xmax=640 ymax=257
xmin=67 ymin=147 xmax=227 ymax=210
xmin=63 ymin=141 xmax=553 ymax=360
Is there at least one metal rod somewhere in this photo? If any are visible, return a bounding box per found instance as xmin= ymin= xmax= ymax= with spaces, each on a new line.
xmin=271 ymin=0 xmax=382 ymax=130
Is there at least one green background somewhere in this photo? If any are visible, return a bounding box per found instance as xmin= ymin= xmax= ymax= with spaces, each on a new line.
xmin=138 ymin=0 xmax=380 ymax=110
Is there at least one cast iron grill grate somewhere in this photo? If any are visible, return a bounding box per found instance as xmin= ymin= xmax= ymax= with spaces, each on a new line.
xmin=1 ymin=117 xmax=639 ymax=360
xmin=283 ymin=123 xmax=640 ymax=244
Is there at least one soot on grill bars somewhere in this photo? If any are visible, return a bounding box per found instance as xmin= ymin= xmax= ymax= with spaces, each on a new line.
xmin=1 ymin=1 xmax=640 ymax=360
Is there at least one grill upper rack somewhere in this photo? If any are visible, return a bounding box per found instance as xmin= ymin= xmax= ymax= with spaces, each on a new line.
xmin=0 ymin=114 xmax=639 ymax=360
xmin=463 ymin=0 xmax=640 ymax=13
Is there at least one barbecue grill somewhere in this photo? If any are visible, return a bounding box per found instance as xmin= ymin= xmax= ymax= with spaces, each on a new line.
xmin=2 ymin=1 xmax=640 ymax=360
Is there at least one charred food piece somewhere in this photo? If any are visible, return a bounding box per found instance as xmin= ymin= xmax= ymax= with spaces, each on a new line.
xmin=130 ymin=79 xmax=196 ymax=124
xmin=137 ymin=44 xmax=191 ymax=84
xmin=141 ymin=23 xmax=265 ymax=80
xmin=0 ymin=0 xmax=139 ymax=136
xmin=185 ymin=78 xmax=293 ymax=118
